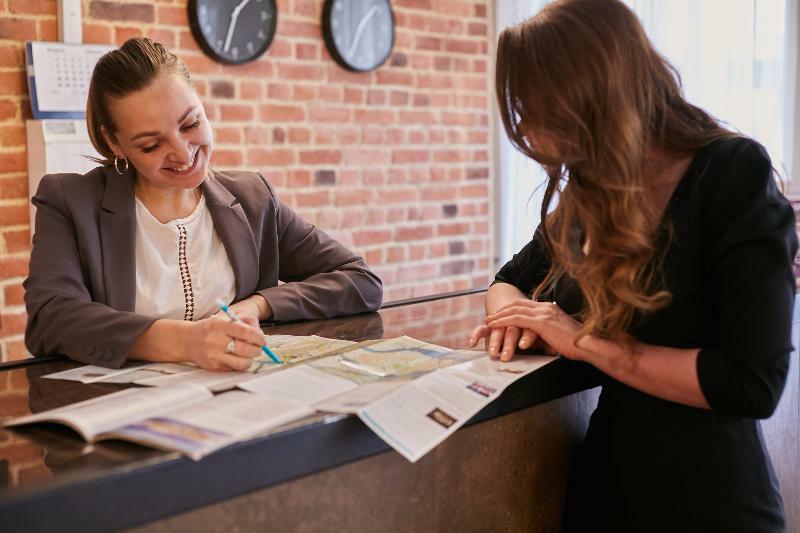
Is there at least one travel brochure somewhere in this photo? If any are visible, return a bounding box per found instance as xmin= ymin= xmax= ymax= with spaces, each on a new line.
xmin=6 ymin=335 xmax=555 ymax=462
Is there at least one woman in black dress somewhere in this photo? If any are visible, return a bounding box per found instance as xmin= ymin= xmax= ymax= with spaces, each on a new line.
xmin=468 ymin=1 xmax=797 ymax=531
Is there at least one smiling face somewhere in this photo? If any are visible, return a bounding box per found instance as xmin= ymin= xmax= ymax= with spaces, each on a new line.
xmin=103 ymin=73 xmax=213 ymax=192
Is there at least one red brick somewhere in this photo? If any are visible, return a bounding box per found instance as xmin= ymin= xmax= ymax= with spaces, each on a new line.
xmin=376 ymin=71 xmax=414 ymax=86
xmin=468 ymin=22 xmax=488 ymax=36
xmin=211 ymin=149 xmax=244 ymax=167
xmin=0 ymin=124 xmax=25 ymax=148
xmin=147 ymin=28 xmax=177 ymax=48
xmin=392 ymin=150 xmax=430 ymax=164
xmin=280 ymin=20 xmax=320 ymax=38
xmin=288 ymin=127 xmax=311 ymax=143
xmin=396 ymin=226 xmax=434 ymax=242
xmin=157 ymin=5 xmax=187 ymax=25
xmin=0 ymin=17 xmax=36 ymax=40
xmin=0 ymin=204 xmax=28 ymax=225
xmin=318 ymin=86 xmax=343 ymax=103
xmin=288 ymin=170 xmax=311 ymax=187
xmin=277 ymin=64 xmax=325 ymax=81
xmin=8 ymin=0 xmax=55 ymax=15
xmin=90 ymin=1 xmax=155 ymax=23
xmin=294 ymin=191 xmax=331 ymax=208
xmin=248 ymin=148 xmax=295 ymax=166
xmin=0 ymin=176 xmax=27 ymax=200
xmin=216 ymin=126 xmax=244 ymax=144
xmin=308 ymin=106 xmax=350 ymax=123
xmin=0 ymin=45 xmax=23 ymax=69
xmin=80 ymin=22 xmax=111 ymax=44
xmin=353 ymin=109 xmax=395 ymax=124
xmin=0 ymin=100 xmax=18 ymax=122
xmin=4 ymin=339 xmax=30 ymax=362
xmin=343 ymin=149 xmax=390 ymax=166
xmin=295 ymin=42 xmax=318 ymax=60
xmin=241 ymin=81 xmax=263 ymax=99
xmin=267 ymin=38 xmax=292 ymax=58
xmin=259 ymin=104 xmax=305 ymax=122
xmin=292 ymin=85 xmax=315 ymax=101
xmin=3 ymin=283 xmax=24 ymax=306
xmin=3 ymin=229 xmax=30 ymax=253
xmin=0 ymin=312 xmax=26 ymax=336
xmin=220 ymin=104 xmax=254 ymax=121
xmin=335 ymin=189 xmax=372 ymax=207
xmin=416 ymin=36 xmax=441 ymax=51
xmin=267 ymin=83 xmax=291 ymax=100
xmin=0 ymin=71 xmax=26 ymax=96
xmin=395 ymin=0 xmax=431 ymax=8
xmin=299 ymin=150 xmax=342 ymax=165
xmin=397 ymin=263 xmax=438 ymax=282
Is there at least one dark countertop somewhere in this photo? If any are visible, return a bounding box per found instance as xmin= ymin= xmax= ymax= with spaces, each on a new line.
xmin=0 ymin=290 xmax=600 ymax=532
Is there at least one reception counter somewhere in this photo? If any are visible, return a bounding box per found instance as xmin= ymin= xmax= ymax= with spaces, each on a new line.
xmin=0 ymin=290 xmax=796 ymax=532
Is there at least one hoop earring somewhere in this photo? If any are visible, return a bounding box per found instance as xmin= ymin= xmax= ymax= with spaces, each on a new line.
xmin=114 ymin=156 xmax=129 ymax=175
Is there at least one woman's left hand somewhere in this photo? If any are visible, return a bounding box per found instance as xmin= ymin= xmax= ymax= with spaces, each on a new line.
xmin=483 ymin=299 xmax=592 ymax=362
xmin=225 ymin=295 xmax=272 ymax=322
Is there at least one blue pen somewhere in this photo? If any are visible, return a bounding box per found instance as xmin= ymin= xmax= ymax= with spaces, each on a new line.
xmin=216 ymin=299 xmax=282 ymax=364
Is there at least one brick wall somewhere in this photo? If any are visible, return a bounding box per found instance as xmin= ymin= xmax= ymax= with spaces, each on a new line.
xmin=0 ymin=0 xmax=495 ymax=361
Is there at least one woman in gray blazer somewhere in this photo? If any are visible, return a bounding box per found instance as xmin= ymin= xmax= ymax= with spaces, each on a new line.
xmin=24 ymin=38 xmax=382 ymax=371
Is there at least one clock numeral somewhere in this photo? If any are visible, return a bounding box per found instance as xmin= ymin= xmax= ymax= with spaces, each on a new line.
xmin=247 ymin=42 xmax=254 ymax=53
xmin=216 ymin=40 xmax=224 ymax=51
xmin=258 ymin=29 xmax=266 ymax=39
xmin=261 ymin=10 xmax=269 ymax=21
xmin=232 ymin=47 xmax=239 ymax=59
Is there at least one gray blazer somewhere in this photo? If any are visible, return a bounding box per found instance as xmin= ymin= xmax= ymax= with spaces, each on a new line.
xmin=24 ymin=165 xmax=383 ymax=368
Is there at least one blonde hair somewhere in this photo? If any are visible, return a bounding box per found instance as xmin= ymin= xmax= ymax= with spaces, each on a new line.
xmin=496 ymin=0 xmax=734 ymax=344
xmin=86 ymin=37 xmax=192 ymax=165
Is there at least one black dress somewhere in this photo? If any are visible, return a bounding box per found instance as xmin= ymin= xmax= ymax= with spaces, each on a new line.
xmin=495 ymin=137 xmax=797 ymax=532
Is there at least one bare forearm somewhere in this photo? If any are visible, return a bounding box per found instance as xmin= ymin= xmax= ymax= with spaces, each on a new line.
xmin=486 ymin=282 xmax=527 ymax=314
xmin=580 ymin=336 xmax=710 ymax=409
xmin=129 ymin=319 xmax=192 ymax=363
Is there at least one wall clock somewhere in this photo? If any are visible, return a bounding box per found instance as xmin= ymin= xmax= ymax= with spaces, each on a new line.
xmin=322 ymin=0 xmax=395 ymax=72
xmin=188 ymin=0 xmax=278 ymax=65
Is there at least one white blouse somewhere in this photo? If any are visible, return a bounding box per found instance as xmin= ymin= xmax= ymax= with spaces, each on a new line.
xmin=134 ymin=193 xmax=236 ymax=320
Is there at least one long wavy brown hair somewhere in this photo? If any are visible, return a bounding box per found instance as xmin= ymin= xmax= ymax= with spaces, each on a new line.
xmin=496 ymin=0 xmax=734 ymax=345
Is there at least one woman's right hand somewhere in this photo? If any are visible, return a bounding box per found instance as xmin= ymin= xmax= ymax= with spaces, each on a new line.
xmin=468 ymin=283 xmax=540 ymax=361
xmin=186 ymin=315 xmax=265 ymax=372
xmin=469 ymin=323 xmax=539 ymax=361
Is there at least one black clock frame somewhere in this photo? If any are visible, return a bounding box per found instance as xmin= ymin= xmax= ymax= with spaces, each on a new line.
xmin=188 ymin=0 xmax=278 ymax=65
xmin=321 ymin=0 xmax=396 ymax=73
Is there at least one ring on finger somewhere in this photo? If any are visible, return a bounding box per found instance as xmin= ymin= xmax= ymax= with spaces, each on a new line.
xmin=225 ymin=339 xmax=236 ymax=354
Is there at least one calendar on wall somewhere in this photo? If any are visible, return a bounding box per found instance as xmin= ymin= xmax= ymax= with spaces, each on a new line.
xmin=25 ymin=41 xmax=116 ymax=119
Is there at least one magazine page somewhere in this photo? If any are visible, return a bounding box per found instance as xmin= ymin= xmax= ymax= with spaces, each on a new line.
xmin=42 ymin=363 xmax=148 ymax=384
xmin=3 ymin=383 xmax=211 ymax=441
xmin=134 ymin=368 xmax=257 ymax=392
xmin=357 ymin=355 xmax=556 ymax=463
xmin=107 ymin=391 xmax=314 ymax=460
xmin=42 ymin=363 xmax=197 ymax=384
xmin=239 ymin=365 xmax=360 ymax=404
xmin=314 ymin=380 xmax=408 ymax=414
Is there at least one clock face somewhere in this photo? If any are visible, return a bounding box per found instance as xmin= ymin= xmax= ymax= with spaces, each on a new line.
xmin=188 ymin=0 xmax=278 ymax=65
xmin=322 ymin=0 xmax=395 ymax=72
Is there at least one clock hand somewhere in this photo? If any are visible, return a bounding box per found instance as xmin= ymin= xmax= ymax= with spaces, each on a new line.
xmin=223 ymin=0 xmax=253 ymax=52
xmin=347 ymin=4 xmax=380 ymax=61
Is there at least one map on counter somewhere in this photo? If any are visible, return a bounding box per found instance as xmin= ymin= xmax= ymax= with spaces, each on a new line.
xmin=248 ymin=335 xmax=357 ymax=373
xmin=336 ymin=336 xmax=461 ymax=377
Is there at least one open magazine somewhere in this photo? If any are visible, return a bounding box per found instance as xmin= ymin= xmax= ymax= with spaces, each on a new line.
xmin=15 ymin=335 xmax=556 ymax=463
xmin=3 ymin=384 xmax=313 ymax=460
